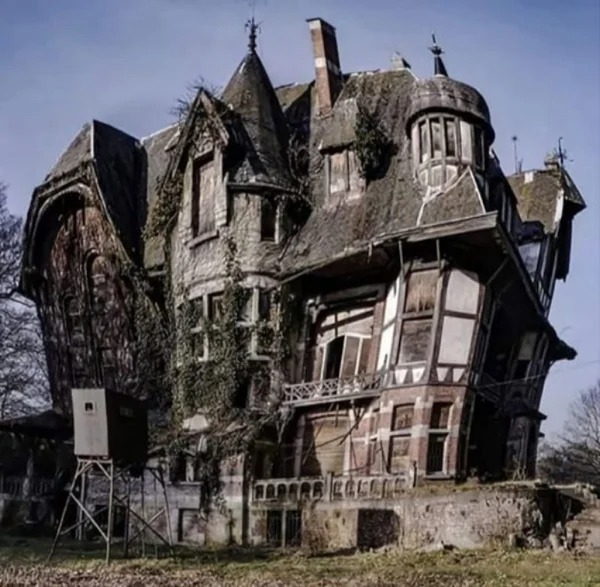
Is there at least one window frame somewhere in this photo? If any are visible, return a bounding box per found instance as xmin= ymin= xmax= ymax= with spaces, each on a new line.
xmin=190 ymin=152 xmax=217 ymax=238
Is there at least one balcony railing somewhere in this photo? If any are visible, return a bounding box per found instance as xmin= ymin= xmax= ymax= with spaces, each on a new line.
xmin=253 ymin=472 xmax=408 ymax=504
xmin=282 ymin=373 xmax=383 ymax=407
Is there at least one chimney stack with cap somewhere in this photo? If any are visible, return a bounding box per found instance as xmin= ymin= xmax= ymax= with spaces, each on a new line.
xmin=307 ymin=18 xmax=343 ymax=115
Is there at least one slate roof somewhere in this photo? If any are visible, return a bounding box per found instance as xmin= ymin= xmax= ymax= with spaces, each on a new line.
xmin=141 ymin=124 xmax=181 ymax=269
xmin=278 ymin=69 xmax=425 ymax=274
xmin=32 ymin=121 xmax=144 ymax=264
xmin=507 ymin=165 xmax=586 ymax=235
xmin=221 ymin=49 xmax=292 ymax=189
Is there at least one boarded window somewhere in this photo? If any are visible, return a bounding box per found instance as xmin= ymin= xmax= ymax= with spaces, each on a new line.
xmin=388 ymin=437 xmax=410 ymax=473
xmin=260 ymin=199 xmax=277 ymax=241
xmin=404 ymin=270 xmax=437 ymax=313
xmin=431 ymin=119 xmax=442 ymax=158
xmin=191 ymin=156 xmax=216 ymax=236
xmin=430 ymin=403 xmax=451 ymax=429
xmin=392 ymin=405 xmax=414 ymax=430
xmin=445 ymin=269 xmax=480 ymax=315
xmin=398 ymin=318 xmax=432 ymax=363
xmin=301 ymin=415 xmax=348 ymax=476
xmin=329 ymin=151 xmax=348 ymax=194
xmin=445 ymin=119 xmax=457 ymax=157
xmin=438 ymin=316 xmax=475 ymax=364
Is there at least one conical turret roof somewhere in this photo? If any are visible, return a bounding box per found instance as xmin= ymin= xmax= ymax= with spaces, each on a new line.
xmin=222 ymin=42 xmax=292 ymax=189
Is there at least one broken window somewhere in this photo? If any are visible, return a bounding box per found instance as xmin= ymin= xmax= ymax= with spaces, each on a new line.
xmin=398 ymin=318 xmax=432 ymax=363
xmin=285 ymin=510 xmax=302 ymax=547
xmin=388 ymin=436 xmax=410 ymax=474
xmin=473 ymin=127 xmax=484 ymax=168
xmin=258 ymin=290 xmax=271 ymax=321
xmin=430 ymin=403 xmax=451 ymax=429
xmin=266 ymin=510 xmax=283 ymax=547
xmin=445 ymin=119 xmax=457 ymax=157
xmin=208 ymin=293 xmax=223 ymax=321
xmin=260 ymin=199 xmax=277 ymax=242
xmin=426 ymin=433 xmax=446 ymax=474
xmin=392 ymin=405 xmax=414 ymax=431
xmin=431 ymin=120 xmax=442 ymax=159
xmin=191 ymin=155 xmax=216 ymax=237
xmin=404 ymin=270 xmax=437 ymax=313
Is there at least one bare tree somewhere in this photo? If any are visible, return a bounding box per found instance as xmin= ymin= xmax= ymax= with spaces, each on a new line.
xmin=0 ymin=182 xmax=49 ymax=419
xmin=537 ymin=380 xmax=600 ymax=486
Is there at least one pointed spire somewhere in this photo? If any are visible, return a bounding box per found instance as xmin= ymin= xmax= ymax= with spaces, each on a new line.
xmin=245 ymin=17 xmax=260 ymax=53
xmin=429 ymin=33 xmax=448 ymax=77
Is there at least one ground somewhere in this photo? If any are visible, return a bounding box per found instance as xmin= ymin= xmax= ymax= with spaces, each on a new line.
xmin=1 ymin=538 xmax=600 ymax=586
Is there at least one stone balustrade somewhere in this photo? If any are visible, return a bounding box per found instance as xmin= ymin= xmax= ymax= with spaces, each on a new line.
xmin=282 ymin=373 xmax=383 ymax=407
xmin=253 ymin=473 xmax=408 ymax=503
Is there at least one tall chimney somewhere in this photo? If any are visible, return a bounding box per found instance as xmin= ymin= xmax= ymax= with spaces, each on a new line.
xmin=307 ymin=18 xmax=343 ymax=116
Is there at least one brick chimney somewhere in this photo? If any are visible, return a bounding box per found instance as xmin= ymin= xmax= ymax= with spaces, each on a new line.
xmin=307 ymin=18 xmax=343 ymax=115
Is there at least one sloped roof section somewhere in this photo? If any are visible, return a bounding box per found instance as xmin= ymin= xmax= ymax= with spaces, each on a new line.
xmin=508 ymin=169 xmax=561 ymax=234
xmin=46 ymin=123 xmax=92 ymax=181
xmin=221 ymin=49 xmax=292 ymax=189
xmin=141 ymin=124 xmax=181 ymax=269
xmin=280 ymin=69 xmax=424 ymax=274
xmin=418 ymin=170 xmax=486 ymax=226
xmin=92 ymin=121 xmax=144 ymax=262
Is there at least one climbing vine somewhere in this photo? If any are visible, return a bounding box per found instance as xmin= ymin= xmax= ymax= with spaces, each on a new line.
xmin=354 ymin=104 xmax=390 ymax=181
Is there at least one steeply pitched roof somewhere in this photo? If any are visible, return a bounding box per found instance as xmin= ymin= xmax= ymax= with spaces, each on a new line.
xmin=221 ymin=49 xmax=292 ymax=189
xmin=141 ymin=124 xmax=181 ymax=269
xmin=33 ymin=121 xmax=144 ymax=264
xmin=279 ymin=69 xmax=424 ymax=274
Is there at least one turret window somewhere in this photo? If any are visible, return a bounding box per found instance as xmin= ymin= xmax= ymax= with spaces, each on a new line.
xmin=260 ymin=199 xmax=278 ymax=242
xmin=412 ymin=115 xmax=486 ymax=188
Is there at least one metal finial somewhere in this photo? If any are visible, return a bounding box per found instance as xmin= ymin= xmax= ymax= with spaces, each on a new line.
xmin=245 ymin=17 xmax=260 ymax=52
xmin=428 ymin=33 xmax=448 ymax=76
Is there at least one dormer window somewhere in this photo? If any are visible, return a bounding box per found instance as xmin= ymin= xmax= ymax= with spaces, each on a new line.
xmin=325 ymin=149 xmax=363 ymax=207
xmin=191 ymin=153 xmax=216 ymax=237
xmin=260 ymin=199 xmax=278 ymax=242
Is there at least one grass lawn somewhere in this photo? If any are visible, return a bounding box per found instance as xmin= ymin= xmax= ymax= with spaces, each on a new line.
xmin=1 ymin=537 xmax=600 ymax=586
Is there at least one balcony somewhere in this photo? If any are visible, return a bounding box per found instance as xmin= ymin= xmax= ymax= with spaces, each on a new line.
xmin=253 ymin=473 xmax=408 ymax=504
xmin=282 ymin=373 xmax=383 ymax=407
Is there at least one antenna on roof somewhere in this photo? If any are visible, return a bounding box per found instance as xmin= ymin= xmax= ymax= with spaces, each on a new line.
xmin=512 ymin=135 xmax=522 ymax=174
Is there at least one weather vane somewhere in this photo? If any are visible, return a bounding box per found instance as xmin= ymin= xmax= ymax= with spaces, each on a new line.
xmin=245 ymin=16 xmax=261 ymax=52
xmin=429 ymin=33 xmax=444 ymax=57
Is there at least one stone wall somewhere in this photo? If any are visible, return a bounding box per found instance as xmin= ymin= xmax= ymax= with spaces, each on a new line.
xmin=248 ymin=486 xmax=573 ymax=552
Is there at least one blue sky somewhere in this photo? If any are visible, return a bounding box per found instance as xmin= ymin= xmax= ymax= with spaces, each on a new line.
xmin=0 ymin=0 xmax=598 ymax=437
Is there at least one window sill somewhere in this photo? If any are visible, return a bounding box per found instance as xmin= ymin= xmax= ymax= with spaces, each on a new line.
xmin=423 ymin=473 xmax=453 ymax=481
xmin=187 ymin=230 xmax=219 ymax=248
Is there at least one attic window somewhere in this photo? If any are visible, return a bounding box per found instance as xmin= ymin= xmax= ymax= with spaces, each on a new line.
xmin=260 ymin=199 xmax=277 ymax=242
xmin=328 ymin=151 xmax=349 ymax=195
xmin=191 ymin=154 xmax=216 ymax=237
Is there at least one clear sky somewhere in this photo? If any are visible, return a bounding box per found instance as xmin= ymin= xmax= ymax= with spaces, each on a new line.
xmin=0 ymin=0 xmax=598 ymax=437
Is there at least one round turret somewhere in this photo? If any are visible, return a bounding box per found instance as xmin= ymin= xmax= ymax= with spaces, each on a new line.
xmin=406 ymin=39 xmax=495 ymax=190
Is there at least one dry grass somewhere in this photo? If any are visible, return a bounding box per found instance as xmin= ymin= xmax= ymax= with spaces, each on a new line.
xmin=1 ymin=537 xmax=600 ymax=586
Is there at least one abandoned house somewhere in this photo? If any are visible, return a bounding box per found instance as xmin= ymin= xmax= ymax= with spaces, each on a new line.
xmin=17 ymin=17 xmax=586 ymax=547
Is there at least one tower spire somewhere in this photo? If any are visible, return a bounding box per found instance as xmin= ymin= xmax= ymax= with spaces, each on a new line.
xmin=245 ymin=17 xmax=260 ymax=52
xmin=429 ymin=33 xmax=448 ymax=77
